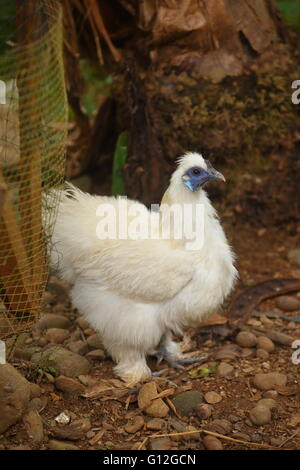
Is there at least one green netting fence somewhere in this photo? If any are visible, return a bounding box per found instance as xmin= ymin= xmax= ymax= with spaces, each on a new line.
xmin=0 ymin=0 xmax=67 ymax=338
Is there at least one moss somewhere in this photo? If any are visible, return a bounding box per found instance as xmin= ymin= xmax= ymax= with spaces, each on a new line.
xmin=148 ymin=69 xmax=298 ymax=173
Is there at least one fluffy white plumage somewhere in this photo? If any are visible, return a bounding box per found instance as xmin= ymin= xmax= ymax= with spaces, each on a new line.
xmin=49 ymin=152 xmax=237 ymax=384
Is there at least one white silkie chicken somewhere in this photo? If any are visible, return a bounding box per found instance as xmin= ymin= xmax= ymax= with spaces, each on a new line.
xmin=49 ymin=152 xmax=237 ymax=385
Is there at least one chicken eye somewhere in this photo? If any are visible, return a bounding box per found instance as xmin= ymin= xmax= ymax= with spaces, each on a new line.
xmin=192 ymin=168 xmax=201 ymax=176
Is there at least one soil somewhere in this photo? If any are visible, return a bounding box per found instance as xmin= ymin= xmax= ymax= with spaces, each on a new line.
xmin=1 ymin=218 xmax=300 ymax=451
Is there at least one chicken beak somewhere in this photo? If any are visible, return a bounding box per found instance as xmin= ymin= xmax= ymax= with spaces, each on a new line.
xmin=210 ymin=169 xmax=226 ymax=182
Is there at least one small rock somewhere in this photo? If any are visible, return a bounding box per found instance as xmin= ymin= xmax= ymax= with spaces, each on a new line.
xmin=249 ymin=404 xmax=272 ymax=426
xmin=183 ymin=425 xmax=201 ymax=440
xmin=203 ymin=435 xmax=223 ymax=450
xmin=194 ymin=403 xmax=212 ymax=420
xmin=146 ymin=418 xmax=165 ymax=431
xmin=270 ymin=437 xmax=283 ymax=446
xmin=217 ymin=362 xmax=234 ymax=377
xmin=85 ymin=349 xmax=106 ymax=360
xmin=38 ymin=314 xmax=71 ymax=330
xmin=288 ymin=248 xmax=300 ymax=268
xmin=78 ymin=375 xmax=97 ymax=387
xmin=204 ymin=391 xmax=222 ymax=404
xmin=67 ymin=340 xmax=89 ymax=356
xmin=0 ymin=364 xmax=31 ymax=433
xmin=276 ymin=296 xmax=300 ymax=311
xmin=50 ymin=418 xmax=91 ymax=440
xmin=171 ymin=391 xmax=203 ymax=416
xmin=31 ymin=347 xmax=91 ymax=378
xmin=247 ymin=318 xmax=262 ymax=327
xmin=124 ymin=416 xmax=144 ymax=433
xmin=256 ymin=336 xmax=275 ymax=353
xmin=260 ymin=316 xmax=274 ymax=328
xmin=87 ymin=334 xmax=103 ymax=350
xmin=28 ymin=398 xmax=43 ymax=412
xmin=29 ymin=383 xmax=42 ymax=399
xmin=48 ymin=440 xmax=79 ymax=450
xmin=208 ymin=419 xmax=232 ymax=434
xmin=228 ymin=414 xmax=240 ymax=423
xmin=241 ymin=348 xmax=256 ymax=358
xmin=263 ymin=390 xmax=278 ymax=399
xmin=236 ymin=331 xmax=257 ymax=348
xmin=256 ymin=349 xmax=269 ymax=360
xmin=234 ymin=432 xmax=251 ymax=441
xmin=214 ymin=345 xmax=240 ymax=360
xmin=149 ymin=437 xmax=171 ymax=450
xmin=23 ymin=410 xmax=44 ymax=442
xmin=55 ymin=375 xmax=86 ymax=396
xmin=45 ymin=328 xmax=70 ymax=344
xmin=253 ymin=372 xmax=287 ymax=391
xmin=75 ymin=317 xmax=90 ymax=330
xmin=145 ymin=399 xmax=169 ymax=418
xmin=257 ymin=398 xmax=277 ymax=409
xmin=138 ymin=382 xmax=158 ymax=409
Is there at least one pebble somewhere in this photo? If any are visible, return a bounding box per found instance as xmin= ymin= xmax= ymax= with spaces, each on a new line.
xmin=260 ymin=316 xmax=274 ymax=328
xmin=28 ymin=398 xmax=43 ymax=412
xmin=55 ymin=375 xmax=86 ymax=396
xmin=214 ymin=345 xmax=240 ymax=360
xmin=75 ymin=316 xmax=90 ymax=330
xmin=253 ymin=372 xmax=287 ymax=391
xmin=137 ymin=382 xmax=169 ymax=418
xmin=50 ymin=418 xmax=91 ymax=440
xmin=38 ymin=314 xmax=71 ymax=330
xmin=183 ymin=425 xmax=201 ymax=440
xmin=23 ymin=410 xmax=44 ymax=442
xmin=124 ymin=416 xmax=144 ymax=434
xmin=256 ymin=349 xmax=269 ymax=360
xmin=149 ymin=437 xmax=171 ymax=450
xmin=45 ymin=328 xmax=70 ymax=344
xmin=138 ymin=382 xmax=157 ymax=409
xmin=48 ymin=440 xmax=79 ymax=450
xmin=171 ymin=391 xmax=203 ymax=417
xmin=145 ymin=399 xmax=169 ymax=418
xmin=87 ymin=334 xmax=103 ymax=350
xmin=0 ymin=364 xmax=31 ymax=433
xmin=78 ymin=375 xmax=98 ymax=387
xmin=146 ymin=418 xmax=165 ymax=431
xmin=217 ymin=362 xmax=234 ymax=377
xmin=203 ymin=435 xmax=223 ymax=450
xmin=208 ymin=419 xmax=232 ymax=435
xmin=257 ymin=398 xmax=277 ymax=409
xmin=31 ymin=347 xmax=91 ymax=378
xmin=194 ymin=403 xmax=212 ymax=420
xmin=247 ymin=318 xmax=262 ymax=327
xmin=234 ymin=432 xmax=250 ymax=441
xmin=263 ymin=390 xmax=278 ymax=399
xmin=288 ymin=248 xmax=300 ymax=268
xmin=256 ymin=336 xmax=275 ymax=352
xmin=85 ymin=349 xmax=106 ymax=360
xmin=249 ymin=404 xmax=272 ymax=425
xmin=276 ymin=296 xmax=300 ymax=311
xmin=236 ymin=331 xmax=257 ymax=348
xmin=67 ymin=340 xmax=89 ymax=356
xmin=204 ymin=391 xmax=222 ymax=404
xmin=29 ymin=383 xmax=42 ymax=399
xmin=241 ymin=348 xmax=256 ymax=358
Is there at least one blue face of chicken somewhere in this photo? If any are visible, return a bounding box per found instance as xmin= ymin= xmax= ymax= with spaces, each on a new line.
xmin=182 ymin=160 xmax=225 ymax=192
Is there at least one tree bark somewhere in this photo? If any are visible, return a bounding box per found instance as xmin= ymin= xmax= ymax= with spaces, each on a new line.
xmin=110 ymin=0 xmax=299 ymax=209
xmin=69 ymin=0 xmax=300 ymax=219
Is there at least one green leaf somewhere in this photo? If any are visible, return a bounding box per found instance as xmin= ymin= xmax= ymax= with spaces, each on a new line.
xmin=111 ymin=131 xmax=129 ymax=196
